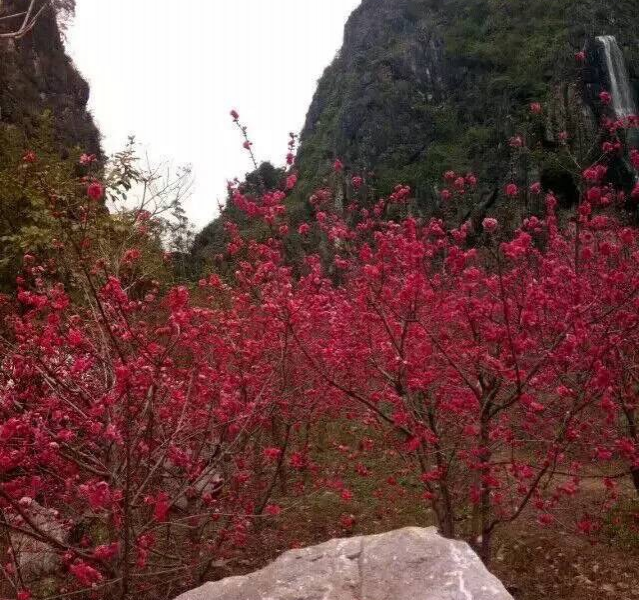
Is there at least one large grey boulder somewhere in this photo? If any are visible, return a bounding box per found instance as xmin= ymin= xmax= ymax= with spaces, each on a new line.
xmin=175 ymin=527 xmax=513 ymax=600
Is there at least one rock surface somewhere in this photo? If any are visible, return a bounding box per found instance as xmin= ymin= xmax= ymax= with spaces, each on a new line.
xmin=0 ymin=0 xmax=101 ymax=154
xmin=292 ymin=0 xmax=639 ymax=199
xmin=175 ymin=527 xmax=513 ymax=600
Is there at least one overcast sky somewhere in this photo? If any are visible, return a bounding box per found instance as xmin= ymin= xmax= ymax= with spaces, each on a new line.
xmin=66 ymin=0 xmax=361 ymax=230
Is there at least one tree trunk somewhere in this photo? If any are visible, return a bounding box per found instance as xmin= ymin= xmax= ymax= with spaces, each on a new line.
xmin=631 ymin=465 xmax=639 ymax=495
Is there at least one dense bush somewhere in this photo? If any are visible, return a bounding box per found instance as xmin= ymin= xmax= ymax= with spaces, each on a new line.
xmin=2 ymin=86 xmax=639 ymax=600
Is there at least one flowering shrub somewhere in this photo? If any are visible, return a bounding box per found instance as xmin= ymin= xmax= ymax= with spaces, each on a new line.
xmin=2 ymin=82 xmax=639 ymax=600
xmin=0 ymin=147 xmax=309 ymax=599
xmin=284 ymin=193 xmax=639 ymax=560
xmin=1 ymin=251 xmax=310 ymax=597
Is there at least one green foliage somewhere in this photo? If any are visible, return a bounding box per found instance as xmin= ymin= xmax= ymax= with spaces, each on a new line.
xmin=193 ymin=0 xmax=639 ymax=263
xmin=604 ymin=499 xmax=639 ymax=551
xmin=191 ymin=162 xmax=286 ymax=271
xmin=0 ymin=114 xmax=77 ymax=290
xmin=0 ymin=123 xmax=191 ymax=294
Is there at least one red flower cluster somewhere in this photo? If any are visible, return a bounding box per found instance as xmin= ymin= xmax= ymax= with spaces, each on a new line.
xmin=87 ymin=181 xmax=104 ymax=201
xmin=600 ymin=91 xmax=612 ymax=105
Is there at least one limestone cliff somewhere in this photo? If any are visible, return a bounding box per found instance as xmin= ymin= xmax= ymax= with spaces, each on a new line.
xmin=294 ymin=0 xmax=638 ymax=208
xmin=0 ymin=0 xmax=101 ymax=155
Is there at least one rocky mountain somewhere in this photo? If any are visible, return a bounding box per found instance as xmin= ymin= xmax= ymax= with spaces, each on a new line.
xmin=294 ymin=0 xmax=639 ymax=212
xmin=0 ymin=0 xmax=101 ymax=155
xmin=192 ymin=0 xmax=639 ymax=264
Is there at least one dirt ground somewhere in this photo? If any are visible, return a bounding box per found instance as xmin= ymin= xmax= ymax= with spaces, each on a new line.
xmin=492 ymin=505 xmax=639 ymax=599
xmin=231 ymin=495 xmax=639 ymax=600
xmin=215 ymin=440 xmax=639 ymax=600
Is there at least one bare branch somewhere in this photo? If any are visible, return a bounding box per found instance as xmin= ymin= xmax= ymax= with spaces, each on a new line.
xmin=0 ymin=0 xmax=51 ymax=40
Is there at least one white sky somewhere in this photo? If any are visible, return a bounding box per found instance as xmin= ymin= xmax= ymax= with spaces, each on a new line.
xmin=66 ymin=0 xmax=361 ymax=230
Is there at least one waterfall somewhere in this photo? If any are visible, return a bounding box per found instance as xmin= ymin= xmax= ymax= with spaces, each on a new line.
xmin=597 ymin=35 xmax=639 ymax=183
xmin=596 ymin=35 xmax=638 ymax=120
